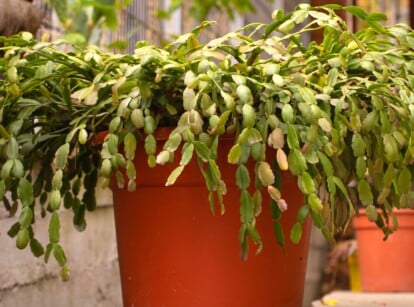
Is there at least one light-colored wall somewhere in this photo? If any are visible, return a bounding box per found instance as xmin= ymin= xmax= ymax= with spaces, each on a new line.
xmin=0 ymin=189 xmax=122 ymax=307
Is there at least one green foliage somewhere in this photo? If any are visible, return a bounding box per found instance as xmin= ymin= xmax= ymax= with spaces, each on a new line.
xmin=45 ymin=0 xmax=132 ymax=46
xmin=158 ymin=0 xmax=256 ymax=21
xmin=1 ymin=4 xmax=414 ymax=273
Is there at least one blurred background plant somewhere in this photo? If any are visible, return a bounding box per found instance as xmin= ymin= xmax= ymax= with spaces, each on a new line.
xmin=35 ymin=0 xmax=275 ymax=50
xmin=43 ymin=0 xmax=132 ymax=46
xmin=157 ymin=0 xmax=257 ymax=21
xmin=5 ymin=1 xmax=411 ymax=52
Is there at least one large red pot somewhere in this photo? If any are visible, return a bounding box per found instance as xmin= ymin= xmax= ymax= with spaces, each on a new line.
xmin=353 ymin=209 xmax=414 ymax=292
xmin=112 ymin=128 xmax=311 ymax=306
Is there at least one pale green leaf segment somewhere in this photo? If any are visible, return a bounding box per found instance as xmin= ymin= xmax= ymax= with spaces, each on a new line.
xmin=1 ymin=3 xmax=414 ymax=273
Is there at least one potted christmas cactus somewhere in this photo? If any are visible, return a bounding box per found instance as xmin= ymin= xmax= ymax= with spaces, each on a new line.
xmin=1 ymin=3 xmax=414 ymax=306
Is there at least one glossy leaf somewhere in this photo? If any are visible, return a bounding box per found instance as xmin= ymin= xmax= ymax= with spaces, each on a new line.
xmin=276 ymin=148 xmax=289 ymax=171
xmin=19 ymin=206 xmax=33 ymax=228
xmin=247 ymin=223 xmax=263 ymax=255
xmin=180 ymin=143 xmax=194 ymax=166
xmin=356 ymin=156 xmax=367 ymax=179
xmin=16 ymin=228 xmax=30 ymax=249
xmin=345 ymin=6 xmax=367 ymax=19
xmin=290 ymin=222 xmax=302 ymax=244
xmin=166 ymin=166 xmax=184 ymax=186
xmin=53 ymin=244 xmax=67 ymax=267
xmin=124 ymin=132 xmax=137 ymax=161
xmin=358 ymin=179 xmax=374 ymax=206
xmin=252 ymin=190 xmax=262 ymax=216
xmin=308 ymin=193 xmax=323 ymax=212
xmin=397 ymin=167 xmax=411 ymax=194
xmin=48 ymin=212 xmax=60 ymax=244
xmin=273 ymin=220 xmax=285 ymax=248
xmin=298 ymin=172 xmax=315 ymax=195
xmin=296 ymin=205 xmax=310 ymax=223
xmin=1 ymin=159 xmax=14 ymax=179
xmin=0 ymin=180 xmax=5 ymax=200
xmin=55 ymin=144 xmax=70 ymax=170
xmin=17 ymin=178 xmax=34 ymax=207
xmin=286 ymin=124 xmax=299 ymax=149
xmin=351 ymin=134 xmax=366 ymax=157
xmin=193 ymin=141 xmax=210 ymax=161
xmin=239 ymin=224 xmax=249 ymax=261
xmin=236 ymin=165 xmax=250 ymax=190
xmin=30 ymin=238 xmax=45 ymax=257
xmin=282 ymin=105 xmax=295 ymax=124
xmin=268 ymin=127 xmax=285 ymax=149
xmin=257 ymin=162 xmax=274 ymax=187
xmin=144 ymin=134 xmax=156 ymax=155
xmin=240 ymin=190 xmax=253 ymax=223
xmin=383 ymin=134 xmax=399 ymax=162
xmin=317 ymin=151 xmax=334 ymax=177
xmin=287 ymin=149 xmax=307 ymax=176
xmin=208 ymin=159 xmax=221 ymax=182
xmin=7 ymin=137 xmax=19 ymax=159
xmin=268 ymin=185 xmax=281 ymax=202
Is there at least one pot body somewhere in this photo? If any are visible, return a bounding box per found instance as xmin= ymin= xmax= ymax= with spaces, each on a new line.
xmin=112 ymin=129 xmax=311 ymax=307
xmin=353 ymin=209 xmax=414 ymax=292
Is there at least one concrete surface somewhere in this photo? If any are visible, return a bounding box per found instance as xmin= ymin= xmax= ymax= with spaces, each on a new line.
xmin=313 ymin=291 xmax=414 ymax=307
xmin=303 ymin=225 xmax=329 ymax=307
xmin=0 ymin=188 xmax=122 ymax=307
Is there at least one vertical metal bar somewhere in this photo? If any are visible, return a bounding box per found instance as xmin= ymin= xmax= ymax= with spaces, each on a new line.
xmin=411 ymin=0 xmax=414 ymax=27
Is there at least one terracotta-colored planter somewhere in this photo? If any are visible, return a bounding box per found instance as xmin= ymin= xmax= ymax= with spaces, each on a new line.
xmin=112 ymin=128 xmax=311 ymax=306
xmin=353 ymin=209 xmax=414 ymax=292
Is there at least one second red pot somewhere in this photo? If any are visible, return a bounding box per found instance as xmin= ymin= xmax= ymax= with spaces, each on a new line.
xmin=353 ymin=209 xmax=414 ymax=292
